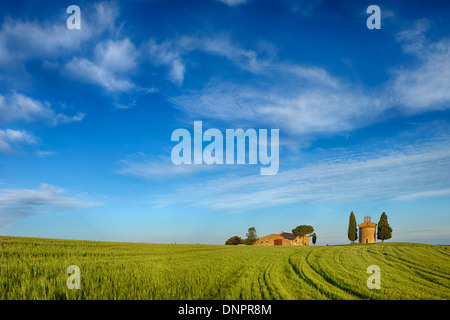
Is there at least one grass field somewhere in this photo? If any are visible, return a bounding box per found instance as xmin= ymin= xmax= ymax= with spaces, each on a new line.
xmin=0 ymin=236 xmax=449 ymax=300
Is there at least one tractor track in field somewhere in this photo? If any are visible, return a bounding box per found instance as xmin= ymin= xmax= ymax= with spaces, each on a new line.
xmin=369 ymin=248 xmax=450 ymax=287
xmin=394 ymin=246 xmax=450 ymax=276
xmin=367 ymin=247 xmax=450 ymax=279
xmin=436 ymin=246 xmax=450 ymax=258
xmin=257 ymin=258 xmax=272 ymax=299
xmin=3 ymin=236 xmax=450 ymax=300
xmin=287 ymin=249 xmax=365 ymax=299
xmin=304 ymin=249 xmax=368 ymax=299
xmin=287 ymin=254 xmax=328 ymax=299
xmin=257 ymin=256 xmax=285 ymax=299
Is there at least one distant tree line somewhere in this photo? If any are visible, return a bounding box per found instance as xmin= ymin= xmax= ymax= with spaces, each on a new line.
xmin=226 ymin=225 xmax=317 ymax=245
xmin=225 ymin=227 xmax=259 ymax=245
xmin=226 ymin=212 xmax=392 ymax=246
xmin=225 ymin=236 xmax=245 ymax=245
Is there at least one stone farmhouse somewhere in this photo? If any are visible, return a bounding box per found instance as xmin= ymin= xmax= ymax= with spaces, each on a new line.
xmin=254 ymin=232 xmax=310 ymax=246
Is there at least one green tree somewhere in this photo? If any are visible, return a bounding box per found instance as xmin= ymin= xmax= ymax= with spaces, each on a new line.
xmin=347 ymin=211 xmax=358 ymax=243
xmin=225 ymin=236 xmax=244 ymax=245
xmin=245 ymin=227 xmax=258 ymax=245
xmin=292 ymin=225 xmax=314 ymax=237
xmin=377 ymin=212 xmax=392 ymax=243
xmin=312 ymin=233 xmax=317 ymax=245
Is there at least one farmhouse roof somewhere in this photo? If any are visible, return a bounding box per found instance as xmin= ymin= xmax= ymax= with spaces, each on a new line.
xmin=280 ymin=232 xmax=296 ymax=240
xmin=259 ymin=232 xmax=310 ymax=240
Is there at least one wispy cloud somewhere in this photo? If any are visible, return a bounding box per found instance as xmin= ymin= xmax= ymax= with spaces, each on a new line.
xmin=280 ymin=0 xmax=322 ymax=16
xmin=0 ymin=129 xmax=37 ymax=153
xmin=116 ymin=153 xmax=216 ymax=179
xmin=0 ymin=91 xmax=84 ymax=125
xmin=169 ymin=79 xmax=381 ymax=136
xmin=168 ymin=21 xmax=450 ymax=138
xmin=66 ymin=57 xmax=135 ymax=93
xmin=389 ymin=20 xmax=450 ymax=112
xmin=177 ymin=35 xmax=273 ymax=73
xmin=151 ymin=33 xmax=382 ymax=136
xmin=0 ymin=183 xmax=101 ymax=227
xmin=215 ymin=0 xmax=251 ymax=7
xmin=150 ymin=134 xmax=450 ymax=210
xmin=0 ymin=1 xmax=141 ymax=99
xmin=146 ymin=38 xmax=186 ymax=85
xmin=0 ymin=2 xmax=120 ymax=67
xmin=392 ymin=189 xmax=450 ymax=202
xmin=65 ymin=38 xmax=139 ymax=92
xmin=145 ymin=35 xmax=278 ymax=85
xmin=95 ymin=38 xmax=138 ymax=73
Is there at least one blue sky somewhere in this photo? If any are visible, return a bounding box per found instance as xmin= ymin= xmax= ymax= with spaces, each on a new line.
xmin=0 ymin=0 xmax=450 ymax=245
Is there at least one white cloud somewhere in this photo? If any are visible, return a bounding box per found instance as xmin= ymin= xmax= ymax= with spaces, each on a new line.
xmin=66 ymin=56 xmax=136 ymax=92
xmin=395 ymin=19 xmax=430 ymax=55
xmin=281 ymin=0 xmax=322 ymax=16
xmin=35 ymin=150 xmax=56 ymax=157
xmin=215 ymin=0 xmax=251 ymax=7
xmin=257 ymin=89 xmax=383 ymax=135
xmin=0 ymin=92 xmax=83 ymax=155
xmin=169 ymin=80 xmax=382 ymax=136
xmin=390 ymin=48 xmax=450 ymax=112
xmin=0 ymin=2 xmax=120 ymax=67
xmin=0 ymin=2 xmax=136 ymax=97
xmin=149 ymin=135 xmax=450 ymax=210
xmin=278 ymin=63 xmax=341 ymax=88
xmin=95 ymin=38 xmax=138 ymax=73
xmin=191 ymin=36 xmax=269 ymax=73
xmin=0 ymin=183 xmax=101 ymax=227
xmin=92 ymin=1 xmax=121 ymax=32
xmin=389 ymin=20 xmax=450 ymax=112
xmin=392 ymin=189 xmax=450 ymax=202
xmin=0 ymin=129 xmax=37 ymax=153
xmin=168 ymin=59 xmax=186 ymax=85
xmin=159 ymin=35 xmax=383 ymax=136
xmin=168 ymin=22 xmax=450 ymax=138
xmin=146 ymin=39 xmax=186 ymax=85
xmin=116 ymin=153 xmax=215 ymax=179
xmin=65 ymin=38 xmax=139 ymax=92
xmin=0 ymin=91 xmax=84 ymax=125
xmin=146 ymin=35 xmax=277 ymax=84
xmin=0 ymin=18 xmax=85 ymax=66
xmin=175 ymin=35 xmax=275 ymax=74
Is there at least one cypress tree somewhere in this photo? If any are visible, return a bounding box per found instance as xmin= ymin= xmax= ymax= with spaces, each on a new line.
xmin=377 ymin=212 xmax=392 ymax=243
xmin=348 ymin=211 xmax=358 ymax=243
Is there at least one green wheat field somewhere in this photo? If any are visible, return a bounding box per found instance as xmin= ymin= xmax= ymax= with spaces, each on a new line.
xmin=0 ymin=236 xmax=449 ymax=300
